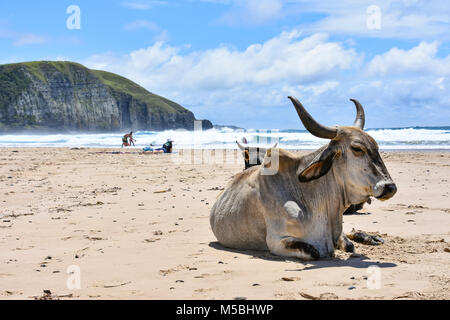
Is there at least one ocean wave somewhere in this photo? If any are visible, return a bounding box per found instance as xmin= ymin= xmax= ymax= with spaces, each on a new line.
xmin=0 ymin=127 xmax=449 ymax=149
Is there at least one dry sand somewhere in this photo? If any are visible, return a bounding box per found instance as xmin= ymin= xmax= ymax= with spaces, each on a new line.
xmin=0 ymin=148 xmax=449 ymax=300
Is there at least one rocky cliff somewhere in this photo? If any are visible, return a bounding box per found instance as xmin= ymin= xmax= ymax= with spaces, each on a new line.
xmin=0 ymin=61 xmax=213 ymax=132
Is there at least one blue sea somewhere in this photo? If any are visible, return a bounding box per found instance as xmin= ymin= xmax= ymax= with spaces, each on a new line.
xmin=0 ymin=126 xmax=449 ymax=150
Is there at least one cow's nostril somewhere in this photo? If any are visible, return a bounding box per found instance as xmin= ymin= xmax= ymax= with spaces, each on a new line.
xmin=379 ymin=183 xmax=397 ymax=199
xmin=386 ymin=183 xmax=397 ymax=194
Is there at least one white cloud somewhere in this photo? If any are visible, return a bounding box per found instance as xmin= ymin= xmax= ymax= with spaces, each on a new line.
xmin=0 ymin=26 xmax=49 ymax=47
xmin=13 ymin=34 xmax=49 ymax=46
xmin=367 ymin=41 xmax=450 ymax=76
xmin=1 ymin=24 xmax=50 ymax=47
xmin=124 ymin=20 xmax=170 ymax=41
xmin=125 ymin=20 xmax=160 ymax=31
xmin=210 ymin=0 xmax=450 ymax=39
xmin=297 ymin=81 xmax=340 ymax=96
xmin=218 ymin=0 xmax=284 ymax=26
xmin=85 ymin=31 xmax=358 ymax=92
xmin=82 ymin=28 xmax=450 ymax=128
xmin=82 ymin=31 xmax=361 ymax=127
xmin=305 ymin=0 xmax=450 ymax=39
xmin=122 ymin=0 xmax=169 ymax=10
xmin=435 ymin=77 xmax=445 ymax=90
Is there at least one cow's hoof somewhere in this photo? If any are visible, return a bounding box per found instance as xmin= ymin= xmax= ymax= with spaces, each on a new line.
xmin=344 ymin=241 xmax=355 ymax=252
xmin=346 ymin=229 xmax=384 ymax=246
xmin=338 ymin=234 xmax=355 ymax=252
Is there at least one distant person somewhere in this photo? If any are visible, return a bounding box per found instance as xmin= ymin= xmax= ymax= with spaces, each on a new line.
xmin=242 ymin=137 xmax=248 ymax=144
xmin=122 ymin=132 xmax=135 ymax=148
xmin=152 ymin=139 xmax=174 ymax=153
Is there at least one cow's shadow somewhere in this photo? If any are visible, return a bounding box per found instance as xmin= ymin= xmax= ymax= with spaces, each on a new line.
xmin=209 ymin=242 xmax=397 ymax=270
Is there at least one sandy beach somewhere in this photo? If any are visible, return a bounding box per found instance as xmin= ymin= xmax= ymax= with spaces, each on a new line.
xmin=0 ymin=147 xmax=449 ymax=300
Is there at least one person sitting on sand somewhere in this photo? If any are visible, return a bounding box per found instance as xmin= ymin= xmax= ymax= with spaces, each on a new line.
xmin=122 ymin=132 xmax=135 ymax=148
xmin=142 ymin=140 xmax=173 ymax=154
xmin=150 ymin=139 xmax=174 ymax=154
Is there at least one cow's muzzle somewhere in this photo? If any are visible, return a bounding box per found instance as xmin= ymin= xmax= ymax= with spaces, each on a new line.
xmin=374 ymin=182 xmax=397 ymax=200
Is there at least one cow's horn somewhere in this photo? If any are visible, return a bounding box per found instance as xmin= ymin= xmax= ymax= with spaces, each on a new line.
xmin=350 ymin=99 xmax=365 ymax=130
xmin=288 ymin=96 xmax=337 ymax=139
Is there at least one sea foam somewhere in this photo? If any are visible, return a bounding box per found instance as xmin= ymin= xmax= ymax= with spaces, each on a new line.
xmin=0 ymin=127 xmax=448 ymax=150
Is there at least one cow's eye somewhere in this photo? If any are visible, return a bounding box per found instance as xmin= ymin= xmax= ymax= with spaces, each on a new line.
xmin=351 ymin=146 xmax=364 ymax=155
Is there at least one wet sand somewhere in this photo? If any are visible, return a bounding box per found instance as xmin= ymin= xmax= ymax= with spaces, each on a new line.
xmin=0 ymin=148 xmax=449 ymax=300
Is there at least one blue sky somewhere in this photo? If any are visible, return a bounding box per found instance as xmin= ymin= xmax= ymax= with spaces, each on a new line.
xmin=1 ymin=0 xmax=449 ymax=129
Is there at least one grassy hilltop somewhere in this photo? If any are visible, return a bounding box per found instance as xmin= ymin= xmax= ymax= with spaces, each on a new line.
xmin=0 ymin=61 xmax=212 ymax=132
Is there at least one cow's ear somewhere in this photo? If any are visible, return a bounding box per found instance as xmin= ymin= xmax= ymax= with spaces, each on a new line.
xmin=299 ymin=146 xmax=339 ymax=182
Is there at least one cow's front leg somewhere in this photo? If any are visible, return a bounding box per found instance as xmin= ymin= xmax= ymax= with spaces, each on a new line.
xmin=265 ymin=202 xmax=322 ymax=260
xmin=266 ymin=235 xmax=320 ymax=261
xmin=337 ymin=233 xmax=355 ymax=252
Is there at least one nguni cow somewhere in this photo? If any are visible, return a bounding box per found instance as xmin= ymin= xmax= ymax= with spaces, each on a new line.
xmin=210 ymin=96 xmax=397 ymax=260
xmin=236 ymin=139 xmax=367 ymax=216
